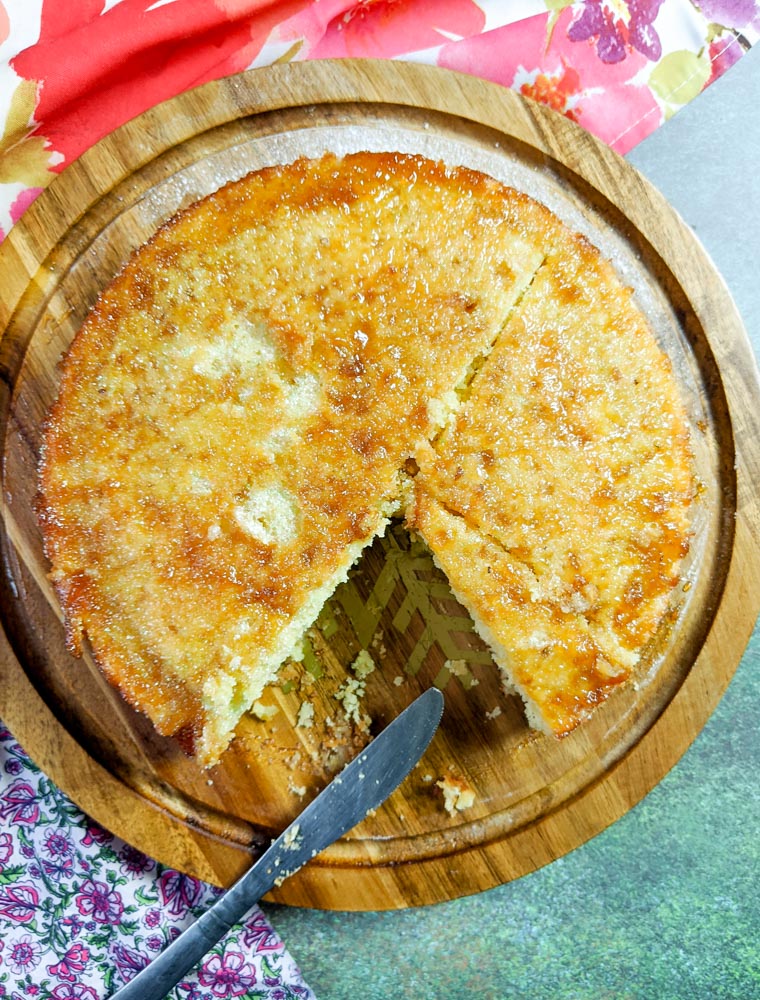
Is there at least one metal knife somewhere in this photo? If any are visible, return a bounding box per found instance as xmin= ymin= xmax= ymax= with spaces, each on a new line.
xmin=109 ymin=686 xmax=444 ymax=1000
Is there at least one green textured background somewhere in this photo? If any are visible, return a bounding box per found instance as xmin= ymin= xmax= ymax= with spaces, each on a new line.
xmin=266 ymin=624 xmax=759 ymax=999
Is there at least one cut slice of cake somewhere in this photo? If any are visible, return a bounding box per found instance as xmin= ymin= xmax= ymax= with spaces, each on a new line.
xmin=409 ymin=490 xmax=629 ymax=735
xmin=413 ymin=229 xmax=693 ymax=722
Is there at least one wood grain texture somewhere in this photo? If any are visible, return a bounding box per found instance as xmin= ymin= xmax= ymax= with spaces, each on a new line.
xmin=1 ymin=60 xmax=758 ymax=910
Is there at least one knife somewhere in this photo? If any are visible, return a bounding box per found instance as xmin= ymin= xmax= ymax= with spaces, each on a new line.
xmin=108 ymin=686 xmax=444 ymax=1000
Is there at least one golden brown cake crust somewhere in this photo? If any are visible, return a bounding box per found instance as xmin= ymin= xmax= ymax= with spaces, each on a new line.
xmin=39 ymin=151 xmax=692 ymax=763
xmin=410 ymin=227 xmax=694 ymax=733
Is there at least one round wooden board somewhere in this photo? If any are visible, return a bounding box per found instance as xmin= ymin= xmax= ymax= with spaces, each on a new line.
xmin=1 ymin=60 xmax=759 ymax=911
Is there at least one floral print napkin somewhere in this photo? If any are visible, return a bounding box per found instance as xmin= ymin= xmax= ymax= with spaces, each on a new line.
xmin=0 ymin=1 xmax=758 ymax=997
xmin=0 ymin=726 xmax=314 ymax=1000
xmin=1 ymin=0 xmax=759 ymax=240
xmin=0 ymin=726 xmax=313 ymax=999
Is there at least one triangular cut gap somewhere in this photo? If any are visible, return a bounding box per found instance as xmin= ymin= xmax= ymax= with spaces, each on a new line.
xmin=278 ymin=520 xmax=530 ymax=742
xmin=303 ymin=520 xmax=494 ymax=674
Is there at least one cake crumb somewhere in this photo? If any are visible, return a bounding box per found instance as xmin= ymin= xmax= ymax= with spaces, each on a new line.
xmin=336 ymin=652 xmax=375 ymax=728
xmin=351 ymin=649 xmax=376 ymax=680
xmin=296 ymin=701 xmax=314 ymax=729
xmin=485 ymin=706 xmax=502 ymax=721
xmin=370 ymin=629 xmax=387 ymax=658
xmin=443 ymin=658 xmax=478 ymax=689
xmin=288 ymin=636 xmax=306 ymax=663
xmin=283 ymin=823 xmax=301 ymax=851
xmin=288 ymin=780 xmax=307 ymax=798
xmin=436 ymin=774 xmax=476 ymax=815
xmin=251 ymin=700 xmax=279 ymax=722
xmin=393 ymin=675 xmax=404 ymax=687
xmin=444 ymin=658 xmax=468 ymax=677
xmin=274 ymin=866 xmax=299 ymax=888
xmin=336 ymin=677 xmax=367 ymax=725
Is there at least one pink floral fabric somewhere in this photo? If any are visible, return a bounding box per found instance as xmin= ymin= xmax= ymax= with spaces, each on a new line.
xmin=1 ymin=1 xmax=759 ymax=997
xmin=1 ymin=1 xmax=759 ymax=239
xmin=0 ymin=727 xmax=314 ymax=998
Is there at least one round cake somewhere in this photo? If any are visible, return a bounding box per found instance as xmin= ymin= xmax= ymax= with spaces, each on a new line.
xmin=38 ymin=151 xmax=693 ymax=766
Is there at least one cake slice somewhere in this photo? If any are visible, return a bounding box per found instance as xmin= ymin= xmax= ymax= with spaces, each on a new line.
xmin=413 ymin=229 xmax=693 ymax=713
xmin=409 ymin=490 xmax=627 ymax=735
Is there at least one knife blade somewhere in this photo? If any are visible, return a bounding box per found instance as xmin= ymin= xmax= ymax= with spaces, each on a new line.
xmin=109 ymin=686 xmax=444 ymax=1000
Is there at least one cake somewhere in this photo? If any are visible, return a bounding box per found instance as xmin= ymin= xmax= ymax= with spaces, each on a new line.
xmin=412 ymin=230 xmax=693 ymax=733
xmin=38 ymin=151 xmax=693 ymax=766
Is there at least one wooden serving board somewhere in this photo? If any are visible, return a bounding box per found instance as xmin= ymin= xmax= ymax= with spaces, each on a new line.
xmin=1 ymin=60 xmax=759 ymax=911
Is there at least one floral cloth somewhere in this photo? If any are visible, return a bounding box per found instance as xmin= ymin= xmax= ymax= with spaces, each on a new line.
xmin=0 ymin=726 xmax=313 ymax=999
xmin=0 ymin=1 xmax=759 ymax=997
xmin=1 ymin=0 xmax=759 ymax=240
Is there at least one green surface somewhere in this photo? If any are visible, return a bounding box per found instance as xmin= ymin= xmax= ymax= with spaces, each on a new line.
xmin=265 ymin=619 xmax=760 ymax=1000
